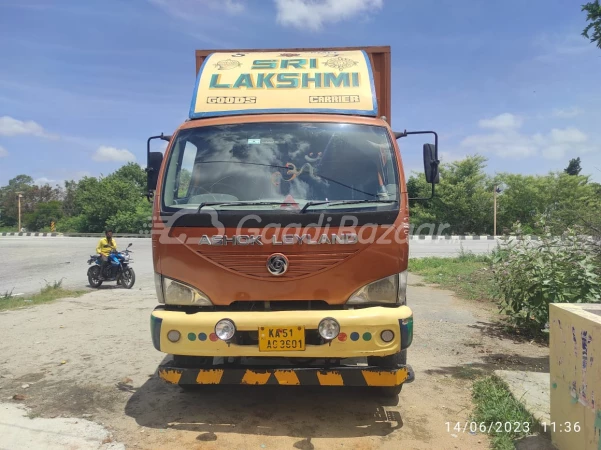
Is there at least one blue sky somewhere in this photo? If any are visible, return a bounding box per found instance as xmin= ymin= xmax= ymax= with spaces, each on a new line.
xmin=1 ymin=0 xmax=600 ymax=186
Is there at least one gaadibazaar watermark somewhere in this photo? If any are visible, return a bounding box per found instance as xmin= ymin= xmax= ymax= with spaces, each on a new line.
xmin=141 ymin=209 xmax=452 ymax=245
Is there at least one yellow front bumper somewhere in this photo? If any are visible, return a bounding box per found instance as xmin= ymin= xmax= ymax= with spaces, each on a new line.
xmin=151 ymin=305 xmax=413 ymax=358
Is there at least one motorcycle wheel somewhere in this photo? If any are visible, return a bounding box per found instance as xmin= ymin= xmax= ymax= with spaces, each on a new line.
xmin=87 ymin=266 xmax=103 ymax=288
xmin=121 ymin=267 xmax=136 ymax=289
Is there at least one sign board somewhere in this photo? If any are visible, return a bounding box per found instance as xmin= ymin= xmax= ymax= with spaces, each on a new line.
xmin=189 ymin=50 xmax=378 ymax=119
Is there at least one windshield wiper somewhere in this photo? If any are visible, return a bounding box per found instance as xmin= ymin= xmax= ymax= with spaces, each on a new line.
xmin=299 ymin=201 xmax=331 ymax=213
xmin=300 ymin=199 xmax=397 ymax=213
xmin=198 ymin=201 xmax=296 ymax=212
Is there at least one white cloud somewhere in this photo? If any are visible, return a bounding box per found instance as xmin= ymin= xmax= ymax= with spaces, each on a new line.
xmin=148 ymin=0 xmax=245 ymax=20
xmin=0 ymin=116 xmax=58 ymax=139
xmin=552 ymin=107 xmax=584 ymax=119
xmin=92 ymin=146 xmax=136 ymax=163
xmin=0 ymin=145 xmax=8 ymax=157
xmin=461 ymin=114 xmax=593 ymax=161
xmin=275 ymin=0 xmax=383 ymax=31
xmin=439 ymin=151 xmax=466 ymax=163
xmin=34 ymin=177 xmax=57 ymax=186
xmin=478 ymin=113 xmax=523 ymax=131
xmin=549 ymin=127 xmax=587 ymax=144
xmin=461 ymin=131 xmax=539 ymax=158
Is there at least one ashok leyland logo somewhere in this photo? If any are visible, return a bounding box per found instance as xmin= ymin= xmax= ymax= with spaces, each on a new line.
xmin=266 ymin=253 xmax=288 ymax=276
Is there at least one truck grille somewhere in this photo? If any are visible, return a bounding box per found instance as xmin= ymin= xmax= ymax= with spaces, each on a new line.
xmin=198 ymin=250 xmax=358 ymax=278
xmin=227 ymin=300 xmax=338 ymax=311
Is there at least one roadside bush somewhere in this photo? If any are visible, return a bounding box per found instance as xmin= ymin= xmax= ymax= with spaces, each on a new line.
xmin=24 ymin=200 xmax=63 ymax=231
xmin=55 ymin=215 xmax=87 ymax=232
xmin=105 ymin=200 xmax=152 ymax=233
xmin=492 ymin=224 xmax=601 ymax=334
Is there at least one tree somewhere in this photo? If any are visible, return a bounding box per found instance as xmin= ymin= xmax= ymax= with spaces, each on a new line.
xmin=564 ymin=157 xmax=582 ymax=175
xmin=61 ymin=180 xmax=80 ymax=217
xmin=6 ymin=175 xmax=34 ymax=190
xmin=0 ymin=174 xmax=35 ymax=226
xmin=108 ymin=162 xmax=146 ymax=190
xmin=494 ymin=173 xmax=548 ymax=235
xmin=407 ymin=155 xmax=493 ymax=235
xmin=71 ymin=175 xmax=146 ymax=232
xmin=105 ymin=199 xmax=152 ymax=233
xmin=582 ymin=1 xmax=601 ymax=49
xmin=24 ymin=201 xmax=63 ymax=231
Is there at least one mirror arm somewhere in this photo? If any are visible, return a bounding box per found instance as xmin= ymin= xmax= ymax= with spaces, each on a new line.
xmin=396 ymin=130 xmax=439 ymax=201
xmin=395 ymin=130 xmax=439 ymax=150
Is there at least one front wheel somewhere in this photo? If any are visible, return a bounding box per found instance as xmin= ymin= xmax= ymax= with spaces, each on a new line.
xmin=379 ymin=384 xmax=403 ymax=397
xmin=87 ymin=266 xmax=103 ymax=288
xmin=368 ymin=349 xmax=407 ymax=398
xmin=120 ymin=267 xmax=136 ymax=289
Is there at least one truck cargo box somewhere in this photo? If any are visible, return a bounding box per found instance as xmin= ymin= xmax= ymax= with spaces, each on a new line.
xmin=194 ymin=46 xmax=391 ymax=122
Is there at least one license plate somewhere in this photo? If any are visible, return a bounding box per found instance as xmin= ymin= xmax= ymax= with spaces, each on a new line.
xmin=259 ymin=326 xmax=305 ymax=352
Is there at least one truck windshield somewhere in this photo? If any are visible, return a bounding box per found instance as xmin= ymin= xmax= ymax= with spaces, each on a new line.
xmin=162 ymin=122 xmax=399 ymax=212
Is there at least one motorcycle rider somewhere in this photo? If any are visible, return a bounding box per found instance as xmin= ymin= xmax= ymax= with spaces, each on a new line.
xmin=96 ymin=229 xmax=117 ymax=280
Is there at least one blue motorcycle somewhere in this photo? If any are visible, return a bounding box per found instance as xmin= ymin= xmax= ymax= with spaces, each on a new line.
xmin=87 ymin=243 xmax=136 ymax=289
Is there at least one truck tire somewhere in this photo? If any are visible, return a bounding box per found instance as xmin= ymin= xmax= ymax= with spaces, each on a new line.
xmin=368 ymin=349 xmax=407 ymax=398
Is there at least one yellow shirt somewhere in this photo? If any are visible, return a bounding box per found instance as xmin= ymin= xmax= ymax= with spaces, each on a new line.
xmin=97 ymin=237 xmax=117 ymax=256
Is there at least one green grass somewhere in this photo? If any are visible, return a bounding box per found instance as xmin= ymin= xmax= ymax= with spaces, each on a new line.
xmin=0 ymin=280 xmax=85 ymax=311
xmin=408 ymin=251 xmax=498 ymax=302
xmin=471 ymin=376 xmax=538 ymax=450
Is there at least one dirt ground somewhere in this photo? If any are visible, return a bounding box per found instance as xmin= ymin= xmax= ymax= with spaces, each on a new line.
xmin=0 ymin=276 xmax=549 ymax=449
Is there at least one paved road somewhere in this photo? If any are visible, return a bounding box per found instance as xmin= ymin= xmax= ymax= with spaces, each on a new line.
xmin=0 ymin=236 xmax=500 ymax=295
xmin=0 ymin=237 xmax=154 ymax=296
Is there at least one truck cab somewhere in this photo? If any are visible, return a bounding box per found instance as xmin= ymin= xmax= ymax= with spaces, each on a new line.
xmin=147 ymin=47 xmax=439 ymax=396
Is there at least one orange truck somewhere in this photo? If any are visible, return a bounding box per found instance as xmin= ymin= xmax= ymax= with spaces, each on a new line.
xmin=147 ymin=46 xmax=439 ymax=396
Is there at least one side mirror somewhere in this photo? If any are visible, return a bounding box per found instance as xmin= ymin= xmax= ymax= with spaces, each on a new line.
xmin=128 ymin=243 xmax=133 ymax=248
xmin=423 ymin=143 xmax=440 ymax=184
xmin=395 ymin=129 xmax=439 ymax=200
xmin=145 ymin=133 xmax=171 ymax=199
xmin=146 ymin=151 xmax=163 ymax=193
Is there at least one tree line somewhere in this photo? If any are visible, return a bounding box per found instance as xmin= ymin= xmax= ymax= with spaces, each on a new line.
xmin=0 ymin=163 xmax=151 ymax=233
xmin=408 ymin=155 xmax=601 ymax=236
xmin=0 ymin=156 xmax=600 ymax=236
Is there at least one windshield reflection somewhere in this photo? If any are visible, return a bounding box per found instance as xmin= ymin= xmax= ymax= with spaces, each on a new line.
xmin=162 ymin=122 xmax=399 ymax=211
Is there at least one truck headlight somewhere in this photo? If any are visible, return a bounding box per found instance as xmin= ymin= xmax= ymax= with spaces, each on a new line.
xmin=160 ymin=276 xmax=213 ymax=306
xmin=347 ymin=271 xmax=408 ymax=305
xmin=215 ymin=319 xmax=236 ymax=341
xmin=318 ymin=317 xmax=340 ymax=340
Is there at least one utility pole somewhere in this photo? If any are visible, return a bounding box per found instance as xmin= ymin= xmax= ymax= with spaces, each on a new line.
xmin=493 ymin=185 xmax=501 ymax=236
xmin=16 ymin=192 xmax=23 ymax=232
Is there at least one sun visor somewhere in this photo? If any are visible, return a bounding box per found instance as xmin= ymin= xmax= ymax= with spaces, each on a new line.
xmin=189 ymin=50 xmax=378 ymax=119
